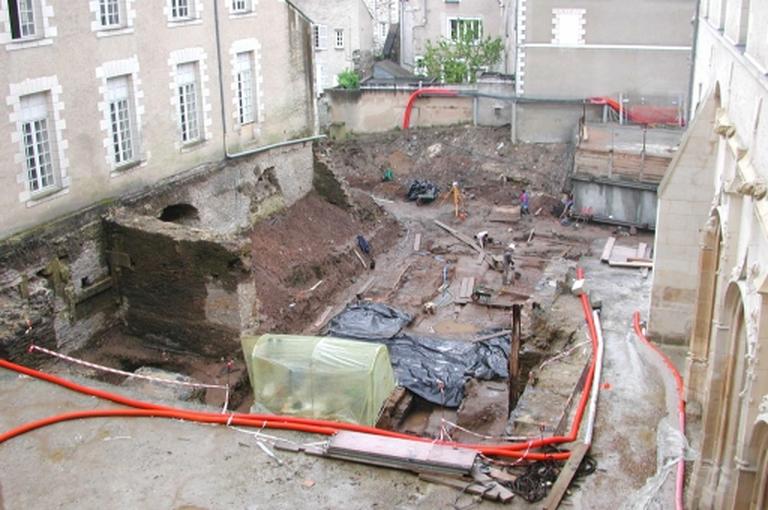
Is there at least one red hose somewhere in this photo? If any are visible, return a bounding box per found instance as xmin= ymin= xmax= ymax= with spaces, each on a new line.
xmin=0 ymin=267 xmax=600 ymax=462
xmin=632 ymin=312 xmax=685 ymax=510
xmin=402 ymin=88 xmax=460 ymax=130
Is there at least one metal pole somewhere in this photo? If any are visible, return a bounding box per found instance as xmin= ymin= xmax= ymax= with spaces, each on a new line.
xmin=508 ymin=304 xmax=522 ymax=416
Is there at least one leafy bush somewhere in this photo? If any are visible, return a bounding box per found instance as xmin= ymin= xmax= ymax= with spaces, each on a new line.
xmin=423 ymin=33 xmax=503 ymax=84
xmin=337 ymin=69 xmax=360 ymax=89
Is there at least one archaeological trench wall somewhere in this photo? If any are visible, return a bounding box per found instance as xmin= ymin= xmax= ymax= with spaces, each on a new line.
xmin=0 ymin=143 xmax=317 ymax=365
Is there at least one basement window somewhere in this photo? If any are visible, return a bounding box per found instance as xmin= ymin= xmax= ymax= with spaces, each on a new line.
xmin=159 ymin=203 xmax=200 ymax=224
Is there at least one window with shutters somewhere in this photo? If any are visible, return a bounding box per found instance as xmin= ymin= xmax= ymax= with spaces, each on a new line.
xmin=313 ymin=24 xmax=328 ymax=50
xmin=106 ymin=75 xmax=136 ymax=166
xmin=19 ymin=92 xmax=57 ymax=194
xmin=176 ymin=62 xmax=201 ymax=143
xmin=236 ymin=52 xmax=255 ymax=125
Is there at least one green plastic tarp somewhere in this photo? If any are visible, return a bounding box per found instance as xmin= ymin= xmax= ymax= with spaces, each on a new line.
xmin=241 ymin=334 xmax=397 ymax=426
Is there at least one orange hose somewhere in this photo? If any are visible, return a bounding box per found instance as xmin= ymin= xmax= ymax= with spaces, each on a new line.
xmin=632 ymin=312 xmax=686 ymax=510
xmin=0 ymin=268 xmax=599 ymax=462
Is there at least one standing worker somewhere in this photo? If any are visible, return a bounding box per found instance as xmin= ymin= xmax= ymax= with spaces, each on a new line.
xmin=520 ymin=189 xmax=530 ymax=215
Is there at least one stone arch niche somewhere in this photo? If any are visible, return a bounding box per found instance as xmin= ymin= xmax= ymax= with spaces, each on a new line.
xmin=695 ymin=281 xmax=747 ymax=507
xmin=687 ymin=212 xmax=723 ymax=406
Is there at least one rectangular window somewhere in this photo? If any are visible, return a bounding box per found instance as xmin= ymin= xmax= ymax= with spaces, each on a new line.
xmin=171 ymin=0 xmax=192 ymax=19
xmin=235 ymin=52 xmax=255 ymax=125
xmin=334 ymin=29 xmax=344 ymax=49
xmin=177 ymin=62 xmax=200 ymax=143
xmin=313 ymin=24 xmax=327 ymax=50
xmin=8 ymin=0 xmax=37 ymax=39
xmin=106 ymin=75 xmax=135 ymax=165
xmin=379 ymin=22 xmax=387 ymax=39
xmin=19 ymin=93 xmax=55 ymax=193
xmin=414 ymin=56 xmax=427 ymax=76
xmin=449 ymin=18 xmax=482 ymax=43
xmin=231 ymin=0 xmax=249 ymax=13
xmin=99 ymin=0 xmax=121 ymax=27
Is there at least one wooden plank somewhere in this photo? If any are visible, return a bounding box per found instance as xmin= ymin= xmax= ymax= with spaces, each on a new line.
xmin=471 ymin=330 xmax=512 ymax=343
xmin=636 ymin=242 xmax=647 ymax=259
xmin=627 ymin=257 xmax=653 ymax=263
xmin=356 ymin=277 xmax=376 ymax=297
xmin=313 ymin=306 xmax=333 ymax=329
xmin=413 ymin=233 xmax=421 ymax=252
xmin=434 ymin=220 xmax=483 ymax=254
xmin=600 ymin=237 xmax=616 ymax=263
xmin=608 ymin=260 xmax=653 ymax=268
xmin=328 ymin=431 xmax=477 ymax=475
xmin=542 ymin=442 xmax=591 ymax=510
xmin=353 ymin=249 xmax=367 ymax=268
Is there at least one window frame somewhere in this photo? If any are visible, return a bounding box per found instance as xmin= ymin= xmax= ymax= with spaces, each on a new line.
xmin=313 ymin=24 xmax=328 ymax=50
xmin=105 ymin=75 xmax=137 ymax=168
xmin=447 ymin=17 xmax=483 ymax=44
xmin=170 ymin=0 xmax=194 ymax=20
xmin=176 ymin=62 xmax=201 ymax=144
xmin=9 ymin=0 xmax=39 ymax=40
xmin=98 ymin=0 xmax=122 ymax=29
xmin=19 ymin=93 xmax=57 ymax=195
xmin=334 ymin=28 xmax=344 ymax=49
xmin=235 ymin=51 xmax=256 ymax=125
xmin=231 ymin=0 xmax=249 ymax=14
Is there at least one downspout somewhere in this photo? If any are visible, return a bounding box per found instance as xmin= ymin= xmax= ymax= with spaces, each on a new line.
xmin=686 ymin=0 xmax=701 ymax=123
xmin=212 ymin=0 xmax=325 ymax=161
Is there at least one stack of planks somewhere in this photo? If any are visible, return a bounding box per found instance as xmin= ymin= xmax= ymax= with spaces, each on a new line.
xmin=326 ymin=431 xmax=477 ymax=477
xmin=455 ymin=276 xmax=476 ymax=304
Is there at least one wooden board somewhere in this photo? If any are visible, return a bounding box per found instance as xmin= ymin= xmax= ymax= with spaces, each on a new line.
xmin=434 ymin=220 xmax=483 ymax=254
xmin=636 ymin=242 xmax=647 ymax=259
xmin=313 ymin=306 xmax=333 ymax=329
xmin=328 ymin=431 xmax=477 ymax=476
xmin=600 ymin=237 xmax=616 ymax=263
xmin=413 ymin=233 xmax=421 ymax=252
xmin=488 ymin=205 xmax=521 ymax=223
xmin=608 ymin=260 xmax=653 ymax=268
xmin=542 ymin=442 xmax=591 ymax=509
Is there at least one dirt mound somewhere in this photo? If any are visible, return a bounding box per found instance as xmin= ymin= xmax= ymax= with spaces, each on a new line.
xmin=250 ymin=192 xmax=400 ymax=333
xmin=318 ymin=126 xmax=573 ymax=203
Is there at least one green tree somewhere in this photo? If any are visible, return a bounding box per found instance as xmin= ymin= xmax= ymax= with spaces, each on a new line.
xmin=422 ymin=32 xmax=503 ymax=84
xmin=337 ymin=69 xmax=360 ymax=89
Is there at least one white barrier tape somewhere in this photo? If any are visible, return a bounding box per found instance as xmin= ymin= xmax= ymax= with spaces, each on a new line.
xmin=28 ymin=344 xmax=229 ymax=391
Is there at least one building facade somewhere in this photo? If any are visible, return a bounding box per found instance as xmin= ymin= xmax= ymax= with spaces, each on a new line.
xmin=0 ymin=0 xmax=316 ymax=240
xmin=399 ymin=0 xmax=512 ymax=76
xmin=515 ymin=0 xmax=696 ymax=100
xmin=650 ymin=0 xmax=768 ymax=508
xmin=293 ymin=0 xmax=375 ymax=92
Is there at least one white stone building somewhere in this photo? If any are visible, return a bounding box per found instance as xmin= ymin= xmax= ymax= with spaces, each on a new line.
xmin=649 ymin=1 xmax=768 ymax=507
xmin=0 ymin=0 xmax=317 ymax=239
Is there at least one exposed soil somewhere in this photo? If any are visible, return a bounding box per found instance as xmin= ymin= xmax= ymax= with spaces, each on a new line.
xmin=249 ymin=191 xmax=400 ymax=334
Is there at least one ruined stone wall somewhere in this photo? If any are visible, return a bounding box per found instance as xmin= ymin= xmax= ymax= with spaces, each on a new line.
xmin=0 ymin=208 xmax=119 ymax=365
xmin=0 ymin=142 xmax=315 ymax=363
xmin=106 ymin=213 xmax=253 ymax=358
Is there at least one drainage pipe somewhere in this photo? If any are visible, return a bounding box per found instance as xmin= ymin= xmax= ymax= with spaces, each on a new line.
xmin=0 ymin=268 xmax=601 ymax=461
xmin=212 ymin=0 xmax=325 ymax=161
xmin=583 ymin=309 xmax=605 ymax=445
xmin=632 ymin=312 xmax=685 ymax=510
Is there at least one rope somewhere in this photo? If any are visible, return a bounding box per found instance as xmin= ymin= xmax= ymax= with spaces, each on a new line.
xmin=28 ymin=344 xmax=229 ymax=391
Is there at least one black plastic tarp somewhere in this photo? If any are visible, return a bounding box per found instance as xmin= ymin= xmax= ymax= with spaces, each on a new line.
xmin=325 ymin=303 xmax=510 ymax=407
